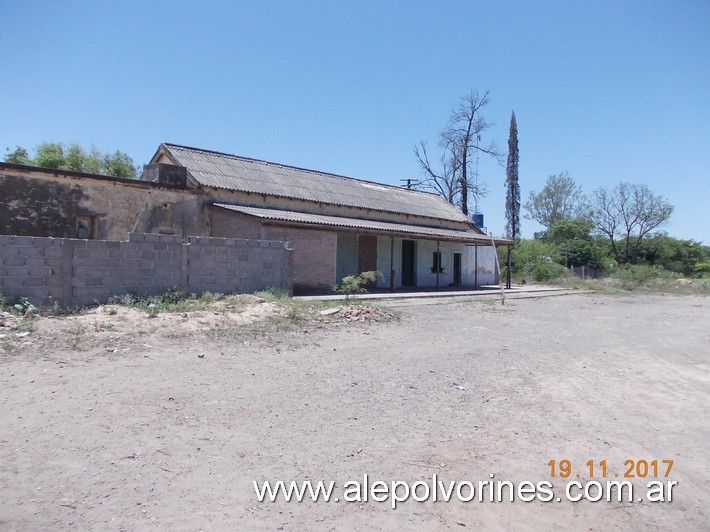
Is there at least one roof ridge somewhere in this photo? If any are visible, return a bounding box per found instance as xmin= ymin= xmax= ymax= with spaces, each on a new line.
xmin=162 ymin=142 xmax=441 ymax=198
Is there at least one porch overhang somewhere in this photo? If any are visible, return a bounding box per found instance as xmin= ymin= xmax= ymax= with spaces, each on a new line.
xmin=213 ymin=203 xmax=513 ymax=247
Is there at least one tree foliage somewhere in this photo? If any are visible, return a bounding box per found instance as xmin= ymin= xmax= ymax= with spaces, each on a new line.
xmin=546 ymin=218 xmax=594 ymax=244
xmin=544 ymin=218 xmax=601 ymax=268
xmin=505 ymin=111 xmax=521 ymax=239
xmin=524 ymin=172 xmax=586 ymax=231
xmin=589 ymin=182 xmax=673 ymax=264
xmin=636 ymin=234 xmax=708 ymax=276
xmin=509 ymin=239 xmax=568 ymax=282
xmin=3 ymin=142 xmax=139 ymax=179
xmin=3 ymin=146 xmax=30 ymax=165
xmin=414 ymin=90 xmax=502 ymax=215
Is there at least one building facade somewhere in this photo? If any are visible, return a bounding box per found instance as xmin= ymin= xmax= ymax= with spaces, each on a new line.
xmin=1 ymin=143 xmax=511 ymax=295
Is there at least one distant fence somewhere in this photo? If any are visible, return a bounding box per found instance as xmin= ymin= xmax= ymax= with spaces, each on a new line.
xmin=0 ymin=233 xmax=293 ymax=307
xmin=570 ymin=266 xmax=605 ymax=279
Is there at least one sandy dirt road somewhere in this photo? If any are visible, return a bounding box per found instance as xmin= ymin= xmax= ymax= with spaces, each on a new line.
xmin=1 ymin=292 xmax=708 ymax=530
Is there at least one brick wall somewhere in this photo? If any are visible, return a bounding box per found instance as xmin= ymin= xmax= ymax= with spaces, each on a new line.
xmin=0 ymin=233 xmax=292 ymax=307
xmin=262 ymin=226 xmax=336 ymax=295
xmin=209 ymin=208 xmax=264 ymax=240
xmin=357 ymin=235 xmax=378 ymax=273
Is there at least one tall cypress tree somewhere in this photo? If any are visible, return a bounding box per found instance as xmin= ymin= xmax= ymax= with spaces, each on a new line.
xmin=505 ymin=111 xmax=521 ymax=240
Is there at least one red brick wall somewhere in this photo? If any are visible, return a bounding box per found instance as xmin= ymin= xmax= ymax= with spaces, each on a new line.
xmin=264 ymin=225 xmax=336 ymax=294
xmin=209 ymin=208 xmax=263 ymax=239
xmin=357 ymin=235 xmax=377 ymax=273
xmin=208 ymin=208 xmax=338 ymax=294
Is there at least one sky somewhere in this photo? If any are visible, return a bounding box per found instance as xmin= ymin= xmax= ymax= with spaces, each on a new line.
xmin=2 ymin=0 xmax=708 ymax=243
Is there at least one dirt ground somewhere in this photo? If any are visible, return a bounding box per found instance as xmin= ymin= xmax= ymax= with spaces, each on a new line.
xmin=1 ymin=292 xmax=708 ymax=531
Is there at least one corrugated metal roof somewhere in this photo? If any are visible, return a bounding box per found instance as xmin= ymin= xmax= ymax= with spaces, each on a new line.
xmin=161 ymin=143 xmax=472 ymax=224
xmin=213 ymin=204 xmax=507 ymax=245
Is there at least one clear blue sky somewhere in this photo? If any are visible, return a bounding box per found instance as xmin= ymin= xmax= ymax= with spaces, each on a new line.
xmin=2 ymin=0 xmax=708 ymax=243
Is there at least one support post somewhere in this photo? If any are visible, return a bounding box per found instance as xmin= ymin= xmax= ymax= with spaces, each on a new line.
xmin=435 ymin=240 xmax=440 ymax=291
xmin=389 ymin=236 xmax=395 ymax=292
xmin=474 ymin=245 xmax=478 ymax=290
xmin=506 ymin=246 xmax=512 ymax=289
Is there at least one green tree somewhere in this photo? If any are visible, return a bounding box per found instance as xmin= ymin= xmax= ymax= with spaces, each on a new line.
xmin=547 ymin=218 xmax=600 ymax=268
xmin=103 ymin=150 xmax=138 ymax=179
xmin=2 ymin=142 xmax=138 ymax=179
xmin=509 ymin=239 xmax=568 ymax=282
xmin=63 ymin=143 xmax=86 ymax=172
xmin=547 ymin=218 xmax=594 ymax=244
xmin=84 ymin=146 xmax=104 ymax=174
xmin=524 ymin=172 xmax=586 ymax=232
xmin=589 ymin=182 xmax=673 ymax=264
xmin=505 ymin=111 xmax=521 ymax=240
xmin=33 ymin=142 xmax=65 ymax=169
xmin=636 ymin=234 xmax=707 ymax=275
xmin=3 ymin=146 xmax=30 ymax=164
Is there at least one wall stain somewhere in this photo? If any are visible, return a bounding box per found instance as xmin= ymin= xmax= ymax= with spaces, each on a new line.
xmin=0 ymin=174 xmax=89 ymax=237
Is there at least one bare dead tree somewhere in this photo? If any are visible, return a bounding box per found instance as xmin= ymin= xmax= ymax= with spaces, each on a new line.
xmin=413 ymin=140 xmax=460 ymax=204
xmin=414 ymin=90 xmax=502 ymax=215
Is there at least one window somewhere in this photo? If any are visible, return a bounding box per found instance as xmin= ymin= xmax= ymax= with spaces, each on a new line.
xmin=431 ymin=251 xmax=444 ymax=273
xmin=75 ymin=215 xmax=96 ymax=239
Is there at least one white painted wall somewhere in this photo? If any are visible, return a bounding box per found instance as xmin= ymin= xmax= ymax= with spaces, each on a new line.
xmin=375 ymin=236 xmax=499 ymax=289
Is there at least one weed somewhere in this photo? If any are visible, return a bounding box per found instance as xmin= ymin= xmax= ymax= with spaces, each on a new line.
xmin=13 ymin=297 xmax=37 ymax=316
xmin=93 ymin=321 xmax=116 ymax=332
xmin=255 ymin=286 xmax=290 ymax=301
xmin=160 ymin=287 xmax=183 ymax=305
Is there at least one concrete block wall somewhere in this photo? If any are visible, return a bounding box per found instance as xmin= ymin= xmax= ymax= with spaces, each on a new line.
xmin=0 ymin=234 xmax=292 ymax=307
xmin=185 ymin=236 xmax=291 ymax=295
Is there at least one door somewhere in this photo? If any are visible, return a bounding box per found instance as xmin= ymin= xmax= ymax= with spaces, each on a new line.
xmin=401 ymin=240 xmax=416 ymax=286
xmin=336 ymin=233 xmax=358 ymax=284
xmin=453 ymin=253 xmax=462 ymax=286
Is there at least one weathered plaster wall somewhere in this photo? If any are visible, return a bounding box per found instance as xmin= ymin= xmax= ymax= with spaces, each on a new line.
xmin=1 ymin=173 xmax=87 ymax=238
xmin=0 ymin=167 xmax=202 ymax=241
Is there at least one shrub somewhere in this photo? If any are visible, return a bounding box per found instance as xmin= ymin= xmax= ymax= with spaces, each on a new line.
xmin=333 ymin=271 xmax=384 ymax=296
xmin=693 ymin=263 xmax=710 ymax=278
xmin=531 ymin=262 xmax=569 ymax=282
xmin=160 ymin=287 xmax=183 ymax=305
xmin=610 ymin=264 xmax=674 ymax=285
xmin=13 ymin=296 xmax=37 ymax=315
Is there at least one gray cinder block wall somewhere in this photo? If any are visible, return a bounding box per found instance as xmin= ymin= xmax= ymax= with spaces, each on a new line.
xmin=0 ymin=234 xmax=293 ymax=307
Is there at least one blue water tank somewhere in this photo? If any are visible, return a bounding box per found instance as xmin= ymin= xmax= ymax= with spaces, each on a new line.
xmin=472 ymin=212 xmax=484 ymax=229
